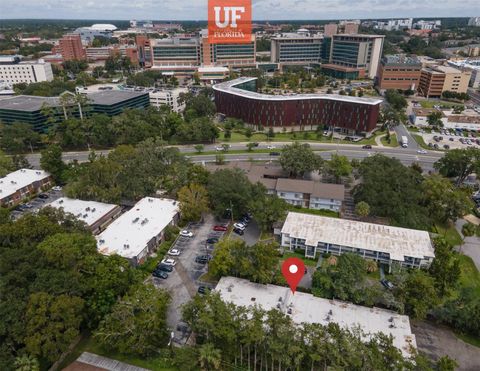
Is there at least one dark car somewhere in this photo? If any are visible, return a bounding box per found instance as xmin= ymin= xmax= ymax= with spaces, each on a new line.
xmin=380 ymin=279 xmax=394 ymax=290
xmin=38 ymin=193 xmax=49 ymax=199
xmin=233 ymin=228 xmax=244 ymax=235
xmin=156 ymin=264 xmax=173 ymax=272
xmin=449 ymin=137 xmax=454 ymax=141
xmin=153 ymin=271 xmax=168 ymax=279
xmin=213 ymin=225 xmax=228 ymax=231
xmin=197 ymin=286 xmax=210 ymax=295
xmin=206 ymin=237 xmax=219 ymax=244
xmin=269 ymin=151 xmax=281 ymax=156
xmin=443 ymin=144 xmax=450 ymax=150
xmin=362 ymin=145 xmax=372 ymax=149
xmin=195 ymin=256 xmax=208 ymax=264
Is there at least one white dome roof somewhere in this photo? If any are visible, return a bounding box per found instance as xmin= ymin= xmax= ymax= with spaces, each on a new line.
xmin=90 ymin=24 xmax=117 ymax=31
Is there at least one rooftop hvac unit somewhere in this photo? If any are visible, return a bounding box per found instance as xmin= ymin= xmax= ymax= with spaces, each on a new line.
xmin=132 ymin=217 xmax=140 ymax=223
xmin=91 ymin=208 xmax=96 ymax=212
xmin=148 ymin=198 xmax=153 ymax=202
xmin=85 ymin=207 xmax=90 ymax=211
xmin=83 ymin=214 xmax=88 ymax=218
xmin=36 ymin=171 xmax=41 ymax=175
xmin=59 ymin=199 xmax=63 ymax=204
xmin=99 ymin=239 xmax=105 ymax=244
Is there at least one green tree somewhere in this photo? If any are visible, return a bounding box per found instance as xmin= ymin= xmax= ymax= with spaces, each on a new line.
xmin=13 ymin=354 xmax=40 ymax=371
xmin=384 ymin=89 xmax=407 ymax=111
xmin=399 ymin=270 xmax=438 ymax=319
xmin=279 ymin=142 xmax=322 ymax=178
xmin=427 ymin=111 xmax=444 ymax=127
xmin=249 ymin=194 xmax=287 ymax=231
xmin=434 ymin=148 xmax=480 ymax=186
xmin=194 ymin=144 xmax=204 ymax=153
xmin=177 ymin=183 xmax=209 ymax=222
xmin=355 ymin=201 xmax=370 ymax=218
xmin=198 ymin=343 xmax=222 ymax=370
xmin=25 ymin=293 xmax=84 ymax=362
xmin=0 ymin=149 xmax=14 ymax=176
xmin=436 ymin=356 xmax=458 ymax=371
xmin=94 ymin=284 xmax=170 ymax=356
xmin=246 ymin=142 xmax=256 ymax=152
xmin=40 ymin=144 xmax=67 ymax=183
xmin=462 ymin=222 xmax=476 ymax=238
xmin=429 ymin=238 xmax=460 ymax=297
xmin=0 ymin=122 xmax=40 ymax=154
xmin=324 ymin=153 xmax=352 ymax=183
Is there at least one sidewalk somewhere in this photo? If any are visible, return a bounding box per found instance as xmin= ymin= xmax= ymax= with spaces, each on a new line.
xmin=455 ymin=219 xmax=480 ymax=270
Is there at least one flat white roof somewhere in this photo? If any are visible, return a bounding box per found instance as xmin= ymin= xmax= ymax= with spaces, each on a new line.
xmin=198 ymin=66 xmax=229 ymax=73
xmin=0 ymin=169 xmax=50 ymax=199
xmin=216 ymin=277 xmax=416 ymax=357
xmin=213 ymin=77 xmax=383 ymax=105
xmin=281 ymin=212 xmax=434 ymax=262
xmin=46 ymin=197 xmax=119 ymax=227
xmin=96 ymin=197 xmax=179 ymax=259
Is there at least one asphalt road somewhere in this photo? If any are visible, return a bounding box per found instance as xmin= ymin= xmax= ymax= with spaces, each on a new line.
xmin=24 ymin=141 xmax=444 ymax=171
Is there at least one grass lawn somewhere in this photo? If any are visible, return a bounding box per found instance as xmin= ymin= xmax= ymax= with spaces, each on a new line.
xmin=60 ymin=334 xmax=176 ymax=370
xmin=282 ymin=250 xmax=317 ymax=267
xmin=137 ymin=240 xmax=173 ymax=277
xmin=198 ymin=271 xmax=220 ymax=284
xmin=457 ymin=254 xmax=480 ymax=296
xmin=411 ymin=134 xmax=434 ymax=151
xmin=420 ymin=100 xmax=464 ymax=109
xmin=259 ymin=231 xmax=275 ymax=241
xmin=432 ymin=223 xmax=463 ymax=247
xmin=288 ymin=206 xmax=339 ymax=218
xmin=380 ymin=133 xmax=398 ymax=147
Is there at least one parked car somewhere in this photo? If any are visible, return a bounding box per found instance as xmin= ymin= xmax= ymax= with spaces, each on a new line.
xmin=38 ymin=193 xmax=49 ymax=199
xmin=52 ymin=186 xmax=62 ymax=191
xmin=153 ymin=271 xmax=168 ymax=279
xmin=197 ymin=286 xmax=210 ymax=295
xmin=168 ymin=248 xmax=181 ymax=256
xmin=213 ymin=225 xmax=228 ymax=231
xmin=362 ymin=145 xmax=372 ymax=149
xmin=161 ymin=258 xmax=177 ymax=266
xmin=179 ymin=230 xmax=193 ymax=238
xmin=443 ymin=144 xmax=450 ymax=150
xmin=234 ymin=222 xmax=246 ymax=230
xmin=380 ymin=279 xmax=394 ymax=290
xmin=206 ymin=237 xmax=219 ymax=244
xmin=156 ymin=264 xmax=173 ymax=272
xmin=266 ymin=144 xmax=276 ymax=149
xmin=195 ymin=256 xmax=208 ymax=264
xmin=449 ymin=137 xmax=454 ymax=141
xmin=233 ymin=228 xmax=244 ymax=235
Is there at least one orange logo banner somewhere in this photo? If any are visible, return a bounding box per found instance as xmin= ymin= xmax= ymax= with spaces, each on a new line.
xmin=208 ymin=0 xmax=252 ymax=44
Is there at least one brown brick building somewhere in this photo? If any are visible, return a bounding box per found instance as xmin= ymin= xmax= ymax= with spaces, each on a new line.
xmin=376 ymin=55 xmax=422 ymax=91
xmin=418 ymin=65 xmax=471 ymax=98
xmin=58 ymin=34 xmax=86 ymax=61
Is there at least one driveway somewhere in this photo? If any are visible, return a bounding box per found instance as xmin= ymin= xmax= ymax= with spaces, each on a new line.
xmin=11 ymin=187 xmax=64 ymax=220
xmin=394 ymin=123 xmax=419 ymax=150
xmin=232 ymin=220 xmax=261 ymax=246
xmin=150 ymin=214 xmax=223 ymax=343
xmin=455 ymin=219 xmax=480 ymax=270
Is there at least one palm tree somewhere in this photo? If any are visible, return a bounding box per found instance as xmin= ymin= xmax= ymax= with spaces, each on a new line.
xmin=327 ymin=255 xmax=338 ymax=266
xmin=14 ymin=354 xmax=40 ymax=371
xmin=198 ymin=343 xmax=222 ymax=370
xmin=366 ymin=259 xmax=378 ymax=273
xmin=74 ymin=93 xmax=90 ymax=121
xmin=58 ymin=91 xmax=75 ymax=120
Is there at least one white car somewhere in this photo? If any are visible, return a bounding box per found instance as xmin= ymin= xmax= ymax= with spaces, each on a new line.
xmin=179 ymin=230 xmax=193 ymax=238
xmin=168 ymin=249 xmax=181 ymax=256
xmin=266 ymin=144 xmax=276 ymax=149
xmin=52 ymin=186 xmax=62 ymax=191
xmin=417 ymin=149 xmax=428 ymax=154
xmin=233 ymin=223 xmax=246 ymax=230
xmin=161 ymin=258 xmax=177 ymax=266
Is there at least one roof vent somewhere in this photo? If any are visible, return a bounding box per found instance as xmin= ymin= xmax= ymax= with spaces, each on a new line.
xmin=148 ymin=198 xmax=153 ymax=202
xmin=99 ymin=239 xmax=105 ymax=244
xmin=83 ymin=214 xmax=88 ymax=218
xmin=251 ymin=297 xmax=256 ymax=302
xmin=36 ymin=171 xmax=41 ymax=175
xmin=85 ymin=207 xmax=90 ymax=211
xmin=91 ymin=208 xmax=96 ymax=212
xmin=287 ymin=308 xmax=292 ymax=314
xmin=132 ymin=217 xmax=140 ymax=223
xmin=59 ymin=199 xmax=63 ymax=204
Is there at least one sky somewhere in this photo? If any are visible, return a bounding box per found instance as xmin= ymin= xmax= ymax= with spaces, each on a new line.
xmin=0 ymin=0 xmax=479 ymax=20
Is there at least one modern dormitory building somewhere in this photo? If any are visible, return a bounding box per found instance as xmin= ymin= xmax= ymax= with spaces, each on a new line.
xmin=213 ymin=77 xmax=382 ymax=135
xmin=0 ymin=169 xmax=52 ymax=207
xmin=279 ymin=212 xmax=435 ymax=268
xmin=0 ymin=90 xmax=150 ymax=132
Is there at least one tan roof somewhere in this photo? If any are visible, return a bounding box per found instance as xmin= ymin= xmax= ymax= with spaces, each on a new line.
xmin=312 ymin=182 xmax=345 ymax=200
xmin=447 ymin=115 xmax=480 ymax=124
xmin=276 ymin=178 xmax=314 ymax=194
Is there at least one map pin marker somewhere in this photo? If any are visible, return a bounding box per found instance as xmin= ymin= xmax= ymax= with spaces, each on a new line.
xmin=281 ymin=257 xmax=305 ymax=294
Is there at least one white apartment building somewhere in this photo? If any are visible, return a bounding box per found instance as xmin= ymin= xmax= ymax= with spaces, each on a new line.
xmin=279 ymin=212 xmax=435 ymax=268
xmin=0 ymin=169 xmax=52 ymax=207
xmin=413 ymin=20 xmax=441 ymax=30
xmin=0 ymin=57 xmax=53 ymax=85
xmin=374 ymin=18 xmax=413 ymax=31
xmin=468 ymin=17 xmax=480 ymax=27
xmin=149 ymin=88 xmax=188 ymax=113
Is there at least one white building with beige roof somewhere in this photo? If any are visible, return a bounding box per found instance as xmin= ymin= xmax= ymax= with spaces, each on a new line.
xmin=279 ymin=212 xmax=434 ymax=268
xmin=216 ymin=277 xmax=417 ymax=358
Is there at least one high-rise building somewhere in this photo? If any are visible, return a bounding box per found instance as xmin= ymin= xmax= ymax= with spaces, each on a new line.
xmin=418 ymin=65 xmax=471 ymax=98
xmin=201 ymin=34 xmax=256 ymax=68
xmin=135 ymin=35 xmax=152 ymax=67
xmin=413 ymin=20 xmax=441 ymax=30
xmin=0 ymin=56 xmax=53 ymax=85
xmin=323 ymin=34 xmax=384 ymax=79
xmin=376 ymin=55 xmax=422 ymax=91
xmin=150 ymin=36 xmax=200 ymax=74
xmin=374 ymin=19 xmax=413 ymax=31
xmin=323 ymin=23 xmax=338 ymax=37
xmin=270 ymin=32 xmax=323 ymax=66
xmin=58 ymin=34 xmax=86 ymax=61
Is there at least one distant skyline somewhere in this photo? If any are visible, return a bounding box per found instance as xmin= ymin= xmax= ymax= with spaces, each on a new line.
xmin=0 ymin=0 xmax=479 ymax=21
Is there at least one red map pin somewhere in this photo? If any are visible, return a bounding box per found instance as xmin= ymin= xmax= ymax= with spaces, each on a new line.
xmin=281 ymin=257 xmax=305 ymax=294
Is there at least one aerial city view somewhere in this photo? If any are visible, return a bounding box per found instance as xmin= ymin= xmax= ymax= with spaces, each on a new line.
xmin=1 ymin=0 xmax=480 ymax=370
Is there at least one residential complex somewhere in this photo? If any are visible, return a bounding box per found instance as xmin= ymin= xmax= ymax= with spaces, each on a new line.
xmin=278 ymin=212 xmax=435 ymax=268
xmin=373 ymin=18 xmax=413 ymax=31
xmin=468 ymin=17 xmax=480 ymax=27
xmin=418 ymin=65 xmax=471 ymax=98
xmin=376 ymin=55 xmax=422 ymax=91
xmin=213 ymin=77 xmax=382 ymax=135
xmin=216 ymin=277 xmax=417 ymax=358
xmin=0 ymin=56 xmax=53 ymax=85
xmin=0 ymin=169 xmax=52 ymax=207
xmin=46 ymin=198 xmax=122 ymax=234
xmin=0 ymin=90 xmax=150 ymax=132
xmin=413 ymin=20 xmax=441 ymax=30
xmin=322 ymin=34 xmax=385 ymax=79
xmin=96 ymin=197 xmax=180 ymax=265
xmin=270 ymin=32 xmax=323 ymax=66
xmin=58 ymin=34 xmax=86 ymax=61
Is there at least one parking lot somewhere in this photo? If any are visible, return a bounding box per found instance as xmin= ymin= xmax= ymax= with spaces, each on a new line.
xmin=419 ymin=130 xmax=480 ymax=151
xmin=11 ymin=187 xmax=64 ymax=220
xmin=150 ymin=214 xmax=227 ymax=344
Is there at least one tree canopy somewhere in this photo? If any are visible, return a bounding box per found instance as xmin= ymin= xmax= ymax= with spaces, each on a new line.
xmin=279 ymin=142 xmax=322 ymax=178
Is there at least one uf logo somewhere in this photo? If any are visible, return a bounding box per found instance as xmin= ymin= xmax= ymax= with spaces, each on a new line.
xmin=213 ymin=6 xmax=245 ymax=28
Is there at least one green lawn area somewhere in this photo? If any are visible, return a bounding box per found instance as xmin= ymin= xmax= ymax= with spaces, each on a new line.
xmin=288 ymin=206 xmax=339 ymax=218
xmin=457 ymin=254 xmax=480 ymax=296
xmin=380 ymin=133 xmax=398 ymax=147
xmin=420 ymin=100 xmax=464 ymax=109
xmin=411 ymin=134 xmax=432 ymax=151
xmin=432 ymin=223 xmax=463 ymax=247
xmin=282 ymin=250 xmax=317 ymax=267
xmin=60 ymin=334 xmax=176 ymax=370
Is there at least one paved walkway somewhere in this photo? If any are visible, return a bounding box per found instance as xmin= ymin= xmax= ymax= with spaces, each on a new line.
xmin=455 ymin=219 xmax=480 ymax=270
xmin=375 ymin=133 xmax=386 ymax=147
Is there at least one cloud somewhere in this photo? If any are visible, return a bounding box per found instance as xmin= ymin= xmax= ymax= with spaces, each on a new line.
xmin=0 ymin=0 xmax=478 ymax=20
